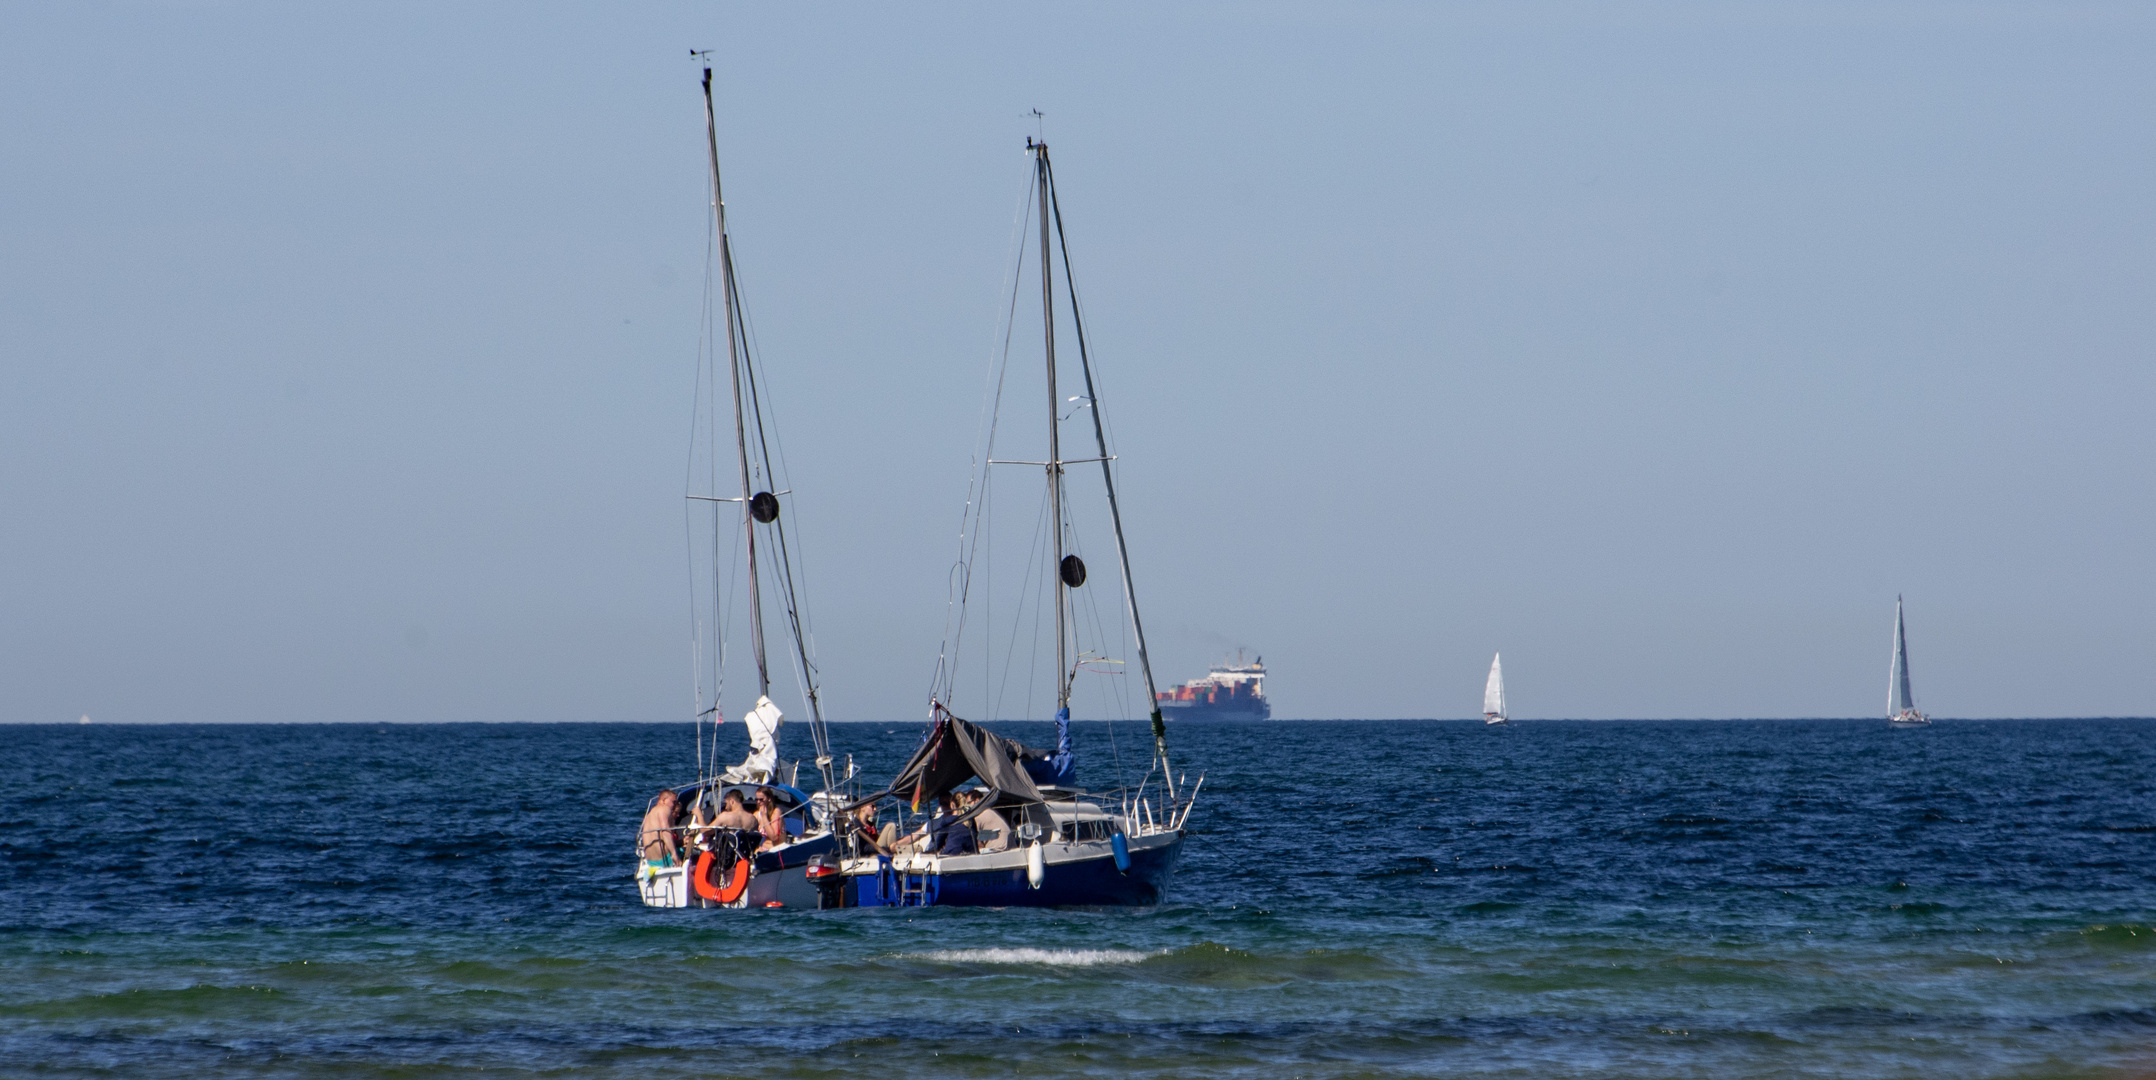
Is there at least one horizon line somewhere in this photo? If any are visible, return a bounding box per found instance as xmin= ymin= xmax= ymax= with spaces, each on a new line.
xmin=10 ymin=716 xmax=2153 ymax=727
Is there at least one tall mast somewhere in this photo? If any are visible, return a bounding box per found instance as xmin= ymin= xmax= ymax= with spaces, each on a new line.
xmin=1034 ymin=141 xmax=1071 ymax=712
xmin=1041 ymin=152 xmax=1172 ymax=777
xmin=703 ymin=65 xmax=770 ymax=699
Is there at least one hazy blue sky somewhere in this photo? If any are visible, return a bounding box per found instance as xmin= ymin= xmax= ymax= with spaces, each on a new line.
xmin=4 ymin=2 xmax=2152 ymax=723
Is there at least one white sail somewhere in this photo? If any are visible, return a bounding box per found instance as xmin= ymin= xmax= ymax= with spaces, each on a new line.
xmin=1483 ymin=653 xmax=1506 ymax=721
xmin=1888 ymin=597 xmax=1915 ymax=717
xmin=1886 ymin=596 xmax=1928 ymax=724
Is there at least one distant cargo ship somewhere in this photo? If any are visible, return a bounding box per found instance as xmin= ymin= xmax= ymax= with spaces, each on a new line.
xmin=1156 ymin=653 xmax=1271 ymax=721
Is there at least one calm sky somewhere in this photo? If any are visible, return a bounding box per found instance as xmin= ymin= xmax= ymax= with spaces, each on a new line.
xmin=4 ymin=2 xmax=2152 ymax=723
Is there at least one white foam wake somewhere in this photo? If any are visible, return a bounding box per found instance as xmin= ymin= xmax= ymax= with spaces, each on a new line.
xmin=904 ymin=947 xmax=1160 ymax=966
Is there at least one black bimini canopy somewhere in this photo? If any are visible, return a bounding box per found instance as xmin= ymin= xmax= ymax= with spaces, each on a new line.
xmin=882 ymin=709 xmax=1048 ymax=809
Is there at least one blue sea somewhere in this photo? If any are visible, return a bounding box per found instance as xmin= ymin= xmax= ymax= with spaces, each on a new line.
xmin=5 ymin=718 xmax=2156 ymax=1078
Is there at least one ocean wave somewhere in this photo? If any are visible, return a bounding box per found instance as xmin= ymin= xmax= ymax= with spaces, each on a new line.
xmin=2075 ymin=923 xmax=2156 ymax=951
xmin=900 ymin=947 xmax=1162 ymax=966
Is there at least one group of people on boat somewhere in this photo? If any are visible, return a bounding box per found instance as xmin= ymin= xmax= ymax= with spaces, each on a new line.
xmin=637 ymin=785 xmax=796 ymax=867
xmin=639 ymin=775 xmax=1024 ymax=877
xmin=843 ymin=790 xmax=1010 ymax=858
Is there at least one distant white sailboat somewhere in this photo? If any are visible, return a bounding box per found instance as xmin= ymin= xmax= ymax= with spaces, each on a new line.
xmin=1483 ymin=653 xmax=1508 ymax=725
xmin=1888 ymin=596 xmax=1930 ymax=726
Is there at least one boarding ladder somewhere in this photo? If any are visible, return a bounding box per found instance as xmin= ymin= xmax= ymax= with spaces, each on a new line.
xmin=875 ymin=855 xmax=938 ymax=907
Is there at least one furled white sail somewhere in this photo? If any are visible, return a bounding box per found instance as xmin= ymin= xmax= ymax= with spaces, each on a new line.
xmin=724 ymin=695 xmax=785 ymax=783
xmin=1483 ymin=653 xmax=1506 ymax=722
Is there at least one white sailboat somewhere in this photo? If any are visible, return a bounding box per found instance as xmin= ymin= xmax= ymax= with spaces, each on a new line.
xmin=1887 ymin=596 xmax=1930 ymax=726
xmin=1483 ymin=653 xmax=1508 ymax=725
xmin=632 ymin=58 xmax=847 ymax=910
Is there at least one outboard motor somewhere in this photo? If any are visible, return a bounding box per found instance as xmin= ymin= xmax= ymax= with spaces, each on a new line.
xmin=807 ymin=853 xmax=846 ymax=909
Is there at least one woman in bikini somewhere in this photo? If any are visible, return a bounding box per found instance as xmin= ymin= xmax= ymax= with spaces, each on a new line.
xmin=752 ymin=787 xmax=790 ymax=850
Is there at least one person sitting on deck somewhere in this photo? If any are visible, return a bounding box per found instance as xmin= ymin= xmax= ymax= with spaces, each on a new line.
xmin=894 ymin=792 xmax=955 ymax=854
xmin=850 ymin=802 xmax=900 ymax=856
xmin=639 ymin=789 xmax=683 ymax=865
xmin=970 ymin=793 xmax=1012 ymax=853
xmin=752 ymin=787 xmax=791 ymax=850
xmin=935 ymin=791 xmax=977 ymax=856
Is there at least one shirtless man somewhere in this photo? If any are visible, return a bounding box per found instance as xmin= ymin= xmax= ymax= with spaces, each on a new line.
xmin=638 ymin=789 xmax=682 ymax=864
xmin=706 ymin=788 xmax=759 ymax=832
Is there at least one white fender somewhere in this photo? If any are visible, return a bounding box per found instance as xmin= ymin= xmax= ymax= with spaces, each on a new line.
xmin=1026 ymin=840 xmax=1045 ymax=889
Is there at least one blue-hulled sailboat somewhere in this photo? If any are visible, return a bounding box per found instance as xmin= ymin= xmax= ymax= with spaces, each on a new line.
xmin=819 ymin=135 xmax=1200 ymax=908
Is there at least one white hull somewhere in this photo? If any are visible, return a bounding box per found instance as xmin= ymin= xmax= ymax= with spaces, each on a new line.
xmin=637 ymin=863 xmax=695 ymax=908
xmin=636 ymin=826 xmax=837 ymax=909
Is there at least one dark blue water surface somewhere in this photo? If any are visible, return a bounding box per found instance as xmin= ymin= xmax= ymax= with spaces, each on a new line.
xmin=5 ymin=719 xmax=2156 ymax=1078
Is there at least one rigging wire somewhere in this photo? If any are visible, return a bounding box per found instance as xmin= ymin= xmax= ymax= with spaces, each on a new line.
xmin=725 ymin=245 xmax=834 ymax=781
xmin=693 ymin=65 xmax=834 ymax=793
xmin=1045 ymin=152 xmax=1170 ymax=792
xmin=930 ymin=166 xmax=1038 ymax=709
xmin=687 ymin=166 xmax=720 ymax=784
xmin=927 ymin=146 xmax=1165 ymax=808
xmin=734 ymin=287 xmax=829 ymax=748
xmin=1045 ymin=260 xmax=1138 ymax=734
xmin=941 ymin=178 xmax=1035 ymax=707
xmin=712 ymin=502 xmax=742 ymax=782
xmin=990 ymin=480 xmax=1056 ymax=723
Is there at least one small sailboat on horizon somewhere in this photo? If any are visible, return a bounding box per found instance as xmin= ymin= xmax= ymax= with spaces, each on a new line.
xmin=1484 ymin=653 xmax=1508 ymax=725
xmin=1888 ymin=596 xmax=1930 ymax=726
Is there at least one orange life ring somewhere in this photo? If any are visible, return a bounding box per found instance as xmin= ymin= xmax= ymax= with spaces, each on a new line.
xmin=693 ymin=850 xmax=753 ymax=904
